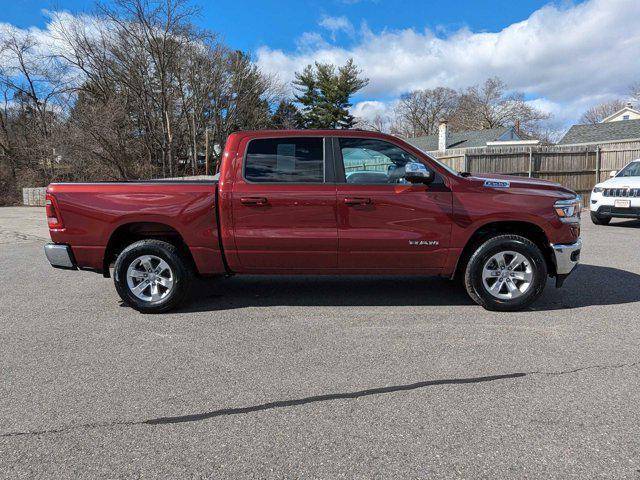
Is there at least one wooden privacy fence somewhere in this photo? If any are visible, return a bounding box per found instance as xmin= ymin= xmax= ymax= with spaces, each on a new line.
xmin=428 ymin=140 xmax=640 ymax=205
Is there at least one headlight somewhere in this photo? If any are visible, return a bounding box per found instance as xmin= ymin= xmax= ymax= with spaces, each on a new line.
xmin=593 ymin=187 xmax=603 ymax=193
xmin=554 ymin=196 xmax=581 ymax=223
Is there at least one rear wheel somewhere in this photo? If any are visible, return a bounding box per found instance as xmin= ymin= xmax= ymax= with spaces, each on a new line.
xmin=114 ymin=239 xmax=192 ymax=313
xmin=590 ymin=211 xmax=611 ymax=225
xmin=464 ymin=235 xmax=547 ymax=311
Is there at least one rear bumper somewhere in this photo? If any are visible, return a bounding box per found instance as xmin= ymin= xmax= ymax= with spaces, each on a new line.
xmin=44 ymin=243 xmax=77 ymax=270
xmin=550 ymin=238 xmax=581 ymax=287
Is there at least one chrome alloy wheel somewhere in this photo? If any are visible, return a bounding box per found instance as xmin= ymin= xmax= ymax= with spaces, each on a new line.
xmin=126 ymin=255 xmax=174 ymax=302
xmin=481 ymin=250 xmax=533 ymax=300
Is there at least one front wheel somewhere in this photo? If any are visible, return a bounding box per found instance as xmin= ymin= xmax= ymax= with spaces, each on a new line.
xmin=590 ymin=211 xmax=611 ymax=225
xmin=464 ymin=235 xmax=548 ymax=311
xmin=113 ymin=239 xmax=192 ymax=313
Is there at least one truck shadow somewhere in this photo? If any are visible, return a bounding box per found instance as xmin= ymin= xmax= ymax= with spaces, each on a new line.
xmin=175 ymin=263 xmax=640 ymax=313
xmin=606 ymin=219 xmax=640 ymax=229
xmin=183 ymin=275 xmax=474 ymax=312
xmin=532 ymin=263 xmax=640 ymax=311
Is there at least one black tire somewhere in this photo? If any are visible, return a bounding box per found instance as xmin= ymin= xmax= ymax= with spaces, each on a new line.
xmin=590 ymin=211 xmax=611 ymax=225
xmin=464 ymin=234 xmax=548 ymax=312
xmin=113 ymin=239 xmax=192 ymax=313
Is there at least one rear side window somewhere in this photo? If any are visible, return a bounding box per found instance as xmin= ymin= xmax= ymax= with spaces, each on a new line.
xmin=244 ymin=138 xmax=324 ymax=183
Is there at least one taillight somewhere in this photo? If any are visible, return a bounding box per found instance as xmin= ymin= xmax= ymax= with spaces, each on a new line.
xmin=46 ymin=193 xmax=64 ymax=229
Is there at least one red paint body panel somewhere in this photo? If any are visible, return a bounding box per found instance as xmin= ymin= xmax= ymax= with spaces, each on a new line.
xmin=336 ymin=183 xmax=452 ymax=273
xmin=229 ymin=183 xmax=339 ymax=271
xmin=47 ymin=182 xmax=224 ymax=275
xmin=223 ymin=133 xmax=340 ymax=271
xmin=46 ymin=129 xmax=580 ymax=279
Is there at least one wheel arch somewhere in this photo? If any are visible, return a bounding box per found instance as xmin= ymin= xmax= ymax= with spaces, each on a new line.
xmin=453 ymin=220 xmax=556 ymax=280
xmin=102 ymin=222 xmax=197 ymax=277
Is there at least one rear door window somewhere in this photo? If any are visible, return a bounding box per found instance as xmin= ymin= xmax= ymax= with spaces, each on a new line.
xmin=244 ymin=138 xmax=324 ymax=183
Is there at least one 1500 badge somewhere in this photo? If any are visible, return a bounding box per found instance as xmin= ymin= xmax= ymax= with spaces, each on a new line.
xmin=409 ymin=240 xmax=440 ymax=246
xmin=483 ymin=179 xmax=510 ymax=188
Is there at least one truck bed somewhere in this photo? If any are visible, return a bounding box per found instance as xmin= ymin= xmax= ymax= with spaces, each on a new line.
xmin=47 ymin=180 xmax=225 ymax=276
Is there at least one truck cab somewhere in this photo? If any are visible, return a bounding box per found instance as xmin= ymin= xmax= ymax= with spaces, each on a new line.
xmin=219 ymin=132 xmax=452 ymax=274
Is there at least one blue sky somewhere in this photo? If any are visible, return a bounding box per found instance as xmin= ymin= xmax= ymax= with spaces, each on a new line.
xmin=2 ymin=0 xmax=639 ymax=130
xmin=3 ymin=0 xmax=568 ymax=52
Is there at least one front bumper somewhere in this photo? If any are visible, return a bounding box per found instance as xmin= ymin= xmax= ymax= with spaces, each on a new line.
xmin=44 ymin=243 xmax=77 ymax=270
xmin=594 ymin=205 xmax=640 ymax=218
xmin=590 ymin=193 xmax=640 ymax=218
xmin=550 ymin=238 xmax=582 ymax=287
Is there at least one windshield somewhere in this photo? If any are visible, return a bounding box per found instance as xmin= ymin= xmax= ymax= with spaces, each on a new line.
xmin=617 ymin=161 xmax=640 ymax=177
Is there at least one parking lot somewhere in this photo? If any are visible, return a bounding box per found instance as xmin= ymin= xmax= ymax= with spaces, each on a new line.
xmin=1 ymin=206 xmax=640 ymax=478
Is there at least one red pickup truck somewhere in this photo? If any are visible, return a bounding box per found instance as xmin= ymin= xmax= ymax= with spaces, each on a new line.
xmin=44 ymin=130 xmax=581 ymax=313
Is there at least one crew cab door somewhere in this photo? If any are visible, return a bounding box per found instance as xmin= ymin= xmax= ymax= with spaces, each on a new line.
xmin=334 ymin=137 xmax=452 ymax=273
xmin=230 ymin=136 xmax=338 ymax=271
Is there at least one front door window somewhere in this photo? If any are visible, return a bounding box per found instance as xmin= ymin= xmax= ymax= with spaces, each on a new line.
xmin=339 ymin=137 xmax=423 ymax=185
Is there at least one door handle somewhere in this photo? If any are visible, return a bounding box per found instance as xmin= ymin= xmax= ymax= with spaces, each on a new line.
xmin=240 ymin=197 xmax=268 ymax=206
xmin=344 ymin=197 xmax=372 ymax=206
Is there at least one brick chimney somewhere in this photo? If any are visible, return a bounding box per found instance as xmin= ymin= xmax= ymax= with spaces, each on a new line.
xmin=438 ymin=120 xmax=448 ymax=151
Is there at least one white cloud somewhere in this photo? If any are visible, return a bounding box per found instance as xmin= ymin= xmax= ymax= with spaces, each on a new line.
xmin=0 ymin=10 xmax=107 ymax=88
xmin=257 ymin=0 xmax=640 ymax=127
xmin=318 ymin=15 xmax=354 ymax=39
xmin=5 ymin=1 xmax=640 ymax=130
xmin=295 ymin=31 xmax=330 ymax=51
xmin=350 ymin=99 xmax=395 ymax=124
xmin=1 ymin=10 xmax=98 ymax=55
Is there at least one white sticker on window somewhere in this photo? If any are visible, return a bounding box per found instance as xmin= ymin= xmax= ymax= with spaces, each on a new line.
xmin=277 ymin=144 xmax=296 ymax=172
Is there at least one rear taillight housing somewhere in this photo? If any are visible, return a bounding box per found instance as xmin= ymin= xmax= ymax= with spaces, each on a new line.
xmin=46 ymin=193 xmax=64 ymax=229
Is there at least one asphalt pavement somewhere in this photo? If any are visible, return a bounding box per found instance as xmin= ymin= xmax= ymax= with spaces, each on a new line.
xmin=1 ymin=207 xmax=640 ymax=479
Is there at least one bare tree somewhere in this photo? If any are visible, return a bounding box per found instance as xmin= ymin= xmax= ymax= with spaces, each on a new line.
xmin=0 ymin=27 xmax=72 ymax=197
xmin=50 ymin=0 xmax=280 ymax=179
xmin=387 ymin=77 xmax=550 ymax=139
xmin=629 ymin=82 xmax=640 ymax=104
xmin=579 ymin=99 xmax=627 ymax=124
xmin=450 ymin=77 xmax=549 ymax=133
xmin=0 ymin=42 xmax=12 ymax=162
xmin=356 ymin=114 xmax=392 ymax=133
xmin=391 ymin=87 xmax=458 ymax=137
xmin=0 ymin=0 xmax=283 ymax=204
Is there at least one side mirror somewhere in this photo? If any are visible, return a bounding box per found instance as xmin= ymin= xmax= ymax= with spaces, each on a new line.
xmin=404 ymin=162 xmax=434 ymax=184
xmin=610 ymin=170 xmax=618 ymax=178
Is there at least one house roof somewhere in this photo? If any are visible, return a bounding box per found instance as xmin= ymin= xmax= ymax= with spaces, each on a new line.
xmin=558 ymin=118 xmax=640 ymax=145
xmin=601 ymin=103 xmax=640 ymax=123
xmin=406 ymin=126 xmax=523 ymax=151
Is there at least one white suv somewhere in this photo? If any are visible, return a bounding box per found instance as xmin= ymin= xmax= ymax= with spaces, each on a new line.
xmin=590 ymin=159 xmax=640 ymax=225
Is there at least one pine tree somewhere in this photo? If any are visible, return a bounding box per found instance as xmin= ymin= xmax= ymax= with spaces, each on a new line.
xmin=271 ymin=100 xmax=304 ymax=129
xmin=293 ymin=65 xmax=321 ymax=128
xmin=293 ymin=59 xmax=368 ymax=129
